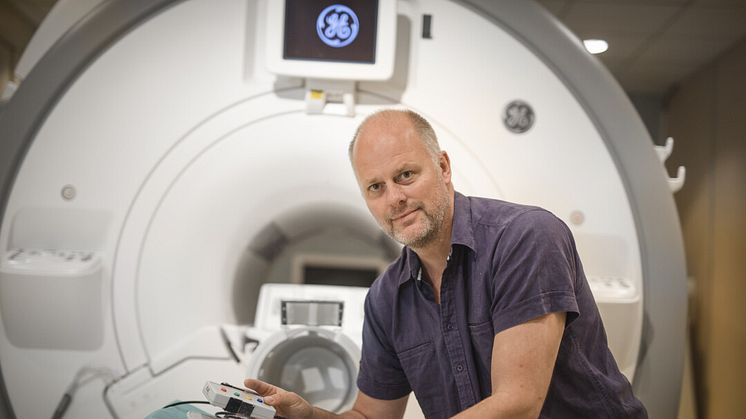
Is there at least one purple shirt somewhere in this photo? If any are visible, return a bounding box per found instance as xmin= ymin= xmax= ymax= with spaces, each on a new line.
xmin=357 ymin=192 xmax=647 ymax=418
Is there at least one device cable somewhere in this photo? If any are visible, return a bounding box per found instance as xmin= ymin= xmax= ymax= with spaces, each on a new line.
xmin=162 ymin=400 xmax=212 ymax=409
xmin=219 ymin=326 xmax=241 ymax=363
xmin=51 ymin=366 xmax=117 ymax=419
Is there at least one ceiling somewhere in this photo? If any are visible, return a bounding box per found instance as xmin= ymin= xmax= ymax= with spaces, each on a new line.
xmin=537 ymin=0 xmax=746 ymax=96
xmin=1 ymin=0 xmax=746 ymax=97
xmin=0 ymin=0 xmax=55 ymax=60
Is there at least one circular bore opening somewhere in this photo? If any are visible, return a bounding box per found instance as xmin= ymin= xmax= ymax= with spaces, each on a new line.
xmin=257 ymin=332 xmax=357 ymax=412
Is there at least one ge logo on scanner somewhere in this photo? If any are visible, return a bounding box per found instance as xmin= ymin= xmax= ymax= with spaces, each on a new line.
xmin=317 ymin=4 xmax=360 ymax=48
xmin=503 ymin=100 xmax=535 ymax=134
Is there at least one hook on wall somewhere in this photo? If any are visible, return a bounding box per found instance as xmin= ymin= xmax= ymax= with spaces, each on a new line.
xmin=654 ymin=137 xmax=686 ymax=193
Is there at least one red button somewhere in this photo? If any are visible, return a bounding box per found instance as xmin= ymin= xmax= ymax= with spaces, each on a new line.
xmin=220 ymin=387 xmax=227 ymax=392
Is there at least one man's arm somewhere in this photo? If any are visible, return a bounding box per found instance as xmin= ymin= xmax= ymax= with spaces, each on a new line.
xmin=452 ymin=311 xmax=566 ymax=419
xmin=243 ymin=378 xmax=409 ymax=419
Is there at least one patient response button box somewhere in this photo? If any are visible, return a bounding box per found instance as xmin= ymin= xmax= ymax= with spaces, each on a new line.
xmin=203 ymin=381 xmax=275 ymax=419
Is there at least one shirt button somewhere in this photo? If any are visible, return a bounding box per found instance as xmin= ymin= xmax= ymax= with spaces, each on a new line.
xmin=456 ymin=364 xmax=464 ymax=372
xmin=447 ymin=324 xmax=453 ymax=330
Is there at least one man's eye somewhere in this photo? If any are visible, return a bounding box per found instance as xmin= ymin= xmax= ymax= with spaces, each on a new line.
xmin=368 ymin=183 xmax=381 ymax=192
xmin=399 ymin=171 xmax=414 ymax=180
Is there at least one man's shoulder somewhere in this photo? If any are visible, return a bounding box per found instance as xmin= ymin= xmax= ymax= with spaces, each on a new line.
xmin=463 ymin=194 xmax=550 ymax=228
xmin=459 ymin=194 xmax=572 ymax=251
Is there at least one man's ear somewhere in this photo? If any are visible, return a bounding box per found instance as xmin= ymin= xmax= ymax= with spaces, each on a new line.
xmin=439 ymin=151 xmax=452 ymax=184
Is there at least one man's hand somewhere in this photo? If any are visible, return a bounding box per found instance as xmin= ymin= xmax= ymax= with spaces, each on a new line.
xmin=243 ymin=378 xmax=409 ymax=419
xmin=244 ymin=378 xmax=314 ymax=419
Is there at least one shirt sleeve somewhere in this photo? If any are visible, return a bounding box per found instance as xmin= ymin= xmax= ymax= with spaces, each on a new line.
xmin=490 ymin=209 xmax=580 ymax=334
xmin=356 ymin=291 xmax=412 ymax=400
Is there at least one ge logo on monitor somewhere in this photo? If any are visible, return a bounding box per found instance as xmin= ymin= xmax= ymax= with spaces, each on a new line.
xmin=316 ymin=4 xmax=360 ymax=48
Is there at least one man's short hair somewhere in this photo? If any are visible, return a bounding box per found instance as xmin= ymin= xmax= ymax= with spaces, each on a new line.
xmin=348 ymin=109 xmax=441 ymax=164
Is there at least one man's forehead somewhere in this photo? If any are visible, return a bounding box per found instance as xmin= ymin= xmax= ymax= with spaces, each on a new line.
xmin=356 ymin=117 xmax=418 ymax=150
xmin=355 ymin=137 xmax=420 ymax=168
xmin=351 ymin=113 xmax=428 ymax=177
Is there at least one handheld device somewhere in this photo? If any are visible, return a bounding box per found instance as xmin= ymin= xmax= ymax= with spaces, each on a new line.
xmin=202 ymin=381 xmax=276 ymax=419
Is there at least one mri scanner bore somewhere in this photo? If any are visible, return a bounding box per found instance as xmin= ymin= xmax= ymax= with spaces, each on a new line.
xmin=0 ymin=0 xmax=687 ymax=418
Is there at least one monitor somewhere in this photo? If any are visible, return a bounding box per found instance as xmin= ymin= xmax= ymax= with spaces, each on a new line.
xmin=266 ymin=0 xmax=397 ymax=80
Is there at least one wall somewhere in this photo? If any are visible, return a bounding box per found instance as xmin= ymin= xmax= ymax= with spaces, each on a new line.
xmin=0 ymin=0 xmax=55 ymax=98
xmin=629 ymin=94 xmax=666 ymax=145
xmin=0 ymin=45 xmax=10 ymax=105
xmin=664 ymin=35 xmax=746 ymax=419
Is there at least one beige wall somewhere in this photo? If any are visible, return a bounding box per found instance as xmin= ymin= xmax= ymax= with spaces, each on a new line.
xmin=664 ymin=36 xmax=746 ymax=419
xmin=0 ymin=44 xmax=10 ymax=92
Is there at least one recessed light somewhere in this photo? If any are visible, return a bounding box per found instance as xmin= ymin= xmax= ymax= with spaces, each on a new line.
xmin=583 ymin=39 xmax=608 ymax=55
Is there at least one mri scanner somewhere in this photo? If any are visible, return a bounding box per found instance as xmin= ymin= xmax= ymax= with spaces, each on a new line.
xmin=0 ymin=0 xmax=688 ymax=418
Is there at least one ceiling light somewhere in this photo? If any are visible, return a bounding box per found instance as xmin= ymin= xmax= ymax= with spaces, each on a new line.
xmin=583 ymin=39 xmax=608 ymax=55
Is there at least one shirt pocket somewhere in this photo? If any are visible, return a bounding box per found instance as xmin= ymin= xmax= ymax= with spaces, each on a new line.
xmin=468 ymin=320 xmax=494 ymax=393
xmin=396 ymin=341 xmax=445 ymax=418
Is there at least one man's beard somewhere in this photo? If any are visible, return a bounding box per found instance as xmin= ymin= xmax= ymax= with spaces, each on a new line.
xmin=383 ymin=187 xmax=449 ymax=249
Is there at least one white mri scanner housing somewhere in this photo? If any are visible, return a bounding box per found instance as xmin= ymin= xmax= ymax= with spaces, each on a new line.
xmin=0 ymin=1 xmax=687 ymax=418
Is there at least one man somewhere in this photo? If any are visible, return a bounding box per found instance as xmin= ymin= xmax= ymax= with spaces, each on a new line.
xmin=245 ymin=109 xmax=647 ymax=418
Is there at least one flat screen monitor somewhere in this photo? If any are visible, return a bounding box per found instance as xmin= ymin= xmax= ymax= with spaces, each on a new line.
xmin=266 ymin=0 xmax=396 ymax=80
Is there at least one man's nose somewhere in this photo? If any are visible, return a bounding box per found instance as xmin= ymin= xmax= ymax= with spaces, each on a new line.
xmin=386 ymin=183 xmax=406 ymax=206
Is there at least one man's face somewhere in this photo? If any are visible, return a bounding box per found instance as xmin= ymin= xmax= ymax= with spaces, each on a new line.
xmin=351 ymin=117 xmax=452 ymax=249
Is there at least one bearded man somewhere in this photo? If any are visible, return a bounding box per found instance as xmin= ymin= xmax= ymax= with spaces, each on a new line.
xmin=245 ymin=109 xmax=647 ymax=419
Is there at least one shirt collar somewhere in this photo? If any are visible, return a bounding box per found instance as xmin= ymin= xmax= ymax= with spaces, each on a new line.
xmin=451 ymin=191 xmax=476 ymax=252
xmin=400 ymin=191 xmax=476 ymax=285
